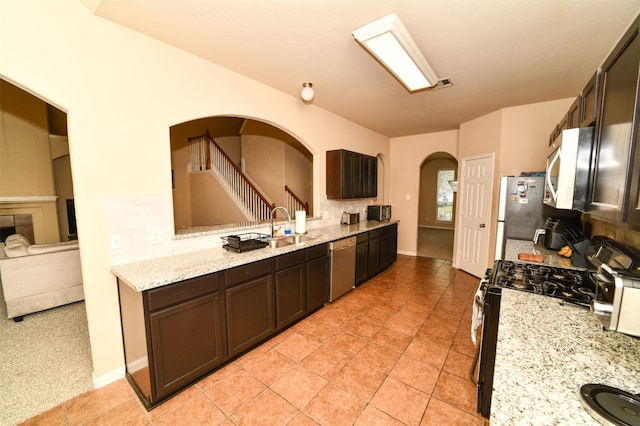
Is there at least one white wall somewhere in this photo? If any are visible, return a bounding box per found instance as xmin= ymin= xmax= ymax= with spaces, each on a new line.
xmin=0 ymin=0 xmax=389 ymax=386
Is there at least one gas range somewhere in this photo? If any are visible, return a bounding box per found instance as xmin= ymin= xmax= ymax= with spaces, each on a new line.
xmin=489 ymin=260 xmax=596 ymax=307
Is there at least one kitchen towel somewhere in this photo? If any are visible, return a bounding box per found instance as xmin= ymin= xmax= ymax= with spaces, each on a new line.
xmin=471 ymin=280 xmax=485 ymax=345
xmin=295 ymin=210 xmax=306 ymax=234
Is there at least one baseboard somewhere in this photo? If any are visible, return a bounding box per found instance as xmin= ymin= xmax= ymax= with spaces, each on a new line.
xmin=397 ymin=250 xmax=417 ymax=256
xmin=93 ymin=366 xmax=126 ymax=389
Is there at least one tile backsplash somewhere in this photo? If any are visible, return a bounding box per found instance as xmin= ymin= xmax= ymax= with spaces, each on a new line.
xmin=105 ymin=195 xmax=377 ymax=266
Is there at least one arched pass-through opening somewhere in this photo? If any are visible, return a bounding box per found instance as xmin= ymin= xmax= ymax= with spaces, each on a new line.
xmin=417 ymin=152 xmax=458 ymax=260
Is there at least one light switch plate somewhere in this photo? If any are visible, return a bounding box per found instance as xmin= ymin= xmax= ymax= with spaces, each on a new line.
xmin=150 ymin=229 xmax=161 ymax=245
xmin=110 ymin=233 xmax=122 ymax=250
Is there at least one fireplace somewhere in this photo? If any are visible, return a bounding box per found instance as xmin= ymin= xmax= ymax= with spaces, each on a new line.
xmin=0 ymin=214 xmax=34 ymax=244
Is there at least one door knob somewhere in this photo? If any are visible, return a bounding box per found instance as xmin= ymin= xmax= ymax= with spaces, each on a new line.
xmin=479 ymin=223 xmax=486 ymax=228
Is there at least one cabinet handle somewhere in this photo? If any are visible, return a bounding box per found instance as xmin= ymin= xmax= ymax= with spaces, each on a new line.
xmin=479 ymin=223 xmax=486 ymax=228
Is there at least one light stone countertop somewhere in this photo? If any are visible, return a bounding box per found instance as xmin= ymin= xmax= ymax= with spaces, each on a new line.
xmin=491 ymin=289 xmax=640 ymax=425
xmin=505 ymin=238 xmax=580 ymax=269
xmin=111 ymin=220 xmax=397 ymax=292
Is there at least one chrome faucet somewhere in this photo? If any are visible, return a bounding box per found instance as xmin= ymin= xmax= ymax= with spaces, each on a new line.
xmin=270 ymin=206 xmax=291 ymax=238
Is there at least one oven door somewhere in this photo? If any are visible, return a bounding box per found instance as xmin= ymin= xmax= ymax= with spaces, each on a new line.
xmin=477 ymin=285 xmax=502 ymax=418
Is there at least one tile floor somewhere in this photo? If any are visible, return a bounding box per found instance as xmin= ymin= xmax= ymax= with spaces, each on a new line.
xmin=22 ymin=255 xmax=489 ymax=426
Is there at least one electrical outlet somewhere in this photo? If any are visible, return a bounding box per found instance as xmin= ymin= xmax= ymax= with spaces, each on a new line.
xmin=109 ymin=233 xmax=122 ymax=250
xmin=150 ymin=229 xmax=161 ymax=245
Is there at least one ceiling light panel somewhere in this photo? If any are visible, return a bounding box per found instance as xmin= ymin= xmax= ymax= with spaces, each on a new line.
xmin=353 ymin=13 xmax=438 ymax=92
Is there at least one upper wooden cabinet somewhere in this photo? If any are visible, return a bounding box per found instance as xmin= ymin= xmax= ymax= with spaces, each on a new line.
xmin=326 ymin=149 xmax=377 ymax=199
xmin=579 ymin=70 xmax=601 ymax=128
xmin=589 ymin=16 xmax=640 ymax=223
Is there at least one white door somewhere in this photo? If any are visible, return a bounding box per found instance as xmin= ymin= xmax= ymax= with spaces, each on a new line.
xmin=457 ymin=154 xmax=494 ymax=277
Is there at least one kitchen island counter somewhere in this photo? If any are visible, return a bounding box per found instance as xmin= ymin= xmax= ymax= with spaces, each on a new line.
xmin=491 ymin=289 xmax=640 ymax=425
xmin=112 ymin=220 xmax=397 ymax=291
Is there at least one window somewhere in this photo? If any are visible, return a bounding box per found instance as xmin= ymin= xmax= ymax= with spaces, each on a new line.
xmin=436 ymin=169 xmax=455 ymax=222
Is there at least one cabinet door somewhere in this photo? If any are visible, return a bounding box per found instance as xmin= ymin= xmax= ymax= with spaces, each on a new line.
xmin=379 ymin=228 xmax=390 ymax=271
xmin=589 ymin=26 xmax=640 ymax=222
xmin=568 ymin=97 xmax=580 ymax=129
xmin=352 ymin=152 xmax=364 ymax=198
xmin=367 ymin=233 xmax=380 ymax=277
xmin=306 ymin=255 xmax=328 ymax=312
xmin=626 ymin=103 xmax=640 ymax=226
xmin=363 ymin=155 xmax=378 ymax=198
xmin=275 ymin=264 xmax=305 ymax=329
xmin=149 ymin=292 xmax=225 ymax=399
xmin=580 ymin=70 xmax=601 ymax=128
xmin=226 ymin=275 xmax=275 ymax=358
xmin=341 ymin=150 xmax=355 ymax=199
xmin=355 ymin=241 xmax=369 ymax=285
xmin=389 ymin=224 xmax=398 ymax=265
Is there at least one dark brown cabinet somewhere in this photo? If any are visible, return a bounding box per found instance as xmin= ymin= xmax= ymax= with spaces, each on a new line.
xmin=149 ymin=292 xmax=225 ymax=399
xmin=367 ymin=229 xmax=380 ymax=277
xmin=225 ymin=259 xmax=275 ymax=358
xmin=306 ymin=244 xmax=329 ymax=311
xmin=580 ymin=70 xmax=601 ymax=128
xmin=389 ymin=223 xmax=398 ymax=264
xmin=326 ymin=149 xmax=377 ymax=199
xmin=379 ymin=226 xmax=390 ymax=271
xmin=275 ymin=251 xmax=306 ymax=329
xmin=589 ymin=17 xmax=640 ymax=223
xmin=568 ymin=96 xmax=580 ymax=129
xmin=355 ymin=232 xmax=369 ymax=285
xmin=118 ymin=272 xmax=226 ymax=408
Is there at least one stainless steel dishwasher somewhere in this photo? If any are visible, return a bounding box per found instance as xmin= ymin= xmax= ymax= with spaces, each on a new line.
xmin=329 ymin=236 xmax=356 ymax=302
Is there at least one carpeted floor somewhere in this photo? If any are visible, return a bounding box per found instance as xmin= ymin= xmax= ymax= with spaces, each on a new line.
xmin=417 ymin=227 xmax=454 ymax=260
xmin=0 ymin=284 xmax=93 ymax=426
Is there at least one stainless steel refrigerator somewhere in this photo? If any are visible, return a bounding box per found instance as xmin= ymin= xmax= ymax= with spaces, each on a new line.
xmin=494 ymin=175 xmax=575 ymax=260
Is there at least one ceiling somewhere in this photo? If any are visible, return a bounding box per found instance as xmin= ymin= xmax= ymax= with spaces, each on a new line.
xmin=89 ymin=0 xmax=640 ymax=138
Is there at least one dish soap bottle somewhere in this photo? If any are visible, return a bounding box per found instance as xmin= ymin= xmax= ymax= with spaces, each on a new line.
xmin=284 ymin=222 xmax=292 ymax=236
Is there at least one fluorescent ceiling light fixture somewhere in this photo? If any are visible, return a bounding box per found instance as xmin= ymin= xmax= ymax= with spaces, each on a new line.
xmin=352 ymin=13 xmax=438 ymax=92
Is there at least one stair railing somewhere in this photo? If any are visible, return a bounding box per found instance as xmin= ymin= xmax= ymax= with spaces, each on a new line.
xmin=284 ymin=185 xmax=309 ymax=214
xmin=188 ymin=130 xmax=275 ymax=221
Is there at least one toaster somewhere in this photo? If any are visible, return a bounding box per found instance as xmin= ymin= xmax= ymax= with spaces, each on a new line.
xmin=591 ymin=271 xmax=640 ymax=338
xmin=341 ymin=212 xmax=360 ymax=225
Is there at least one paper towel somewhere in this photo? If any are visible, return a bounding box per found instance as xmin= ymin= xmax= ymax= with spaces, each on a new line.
xmin=295 ymin=210 xmax=306 ymax=234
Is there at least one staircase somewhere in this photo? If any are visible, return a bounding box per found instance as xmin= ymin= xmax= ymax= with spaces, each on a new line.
xmin=189 ymin=130 xmax=310 ymax=222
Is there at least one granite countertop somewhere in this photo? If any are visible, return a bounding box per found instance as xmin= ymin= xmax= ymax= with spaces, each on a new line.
xmin=491 ymin=290 xmax=640 ymax=425
xmin=111 ymin=220 xmax=396 ymax=292
xmin=505 ymin=238 xmax=579 ymax=269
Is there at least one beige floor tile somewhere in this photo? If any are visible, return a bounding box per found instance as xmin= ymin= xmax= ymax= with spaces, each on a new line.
xmin=230 ymin=389 xmax=298 ymax=426
xmin=332 ymin=359 xmax=386 ymax=402
xmin=204 ymin=369 xmax=266 ymax=415
xmin=242 ymin=348 xmax=295 ymax=385
xmin=304 ymin=383 xmax=367 ymax=426
xmin=300 ymin=344 xmax=349 ymax=379
xmin=389 ymin=354 xmax=441 ymax=395
xmin=370 ymin=377 xmax=430 ymax=425
xmin=152 ymin=391 xmax=227 ymax=426
xmin=420 ymin=397 xmax=485 ymax=426
xmin=270 ymin=364 xmax=327 ymax=409
xmin=272 ymin=332 xmax=320 ymax=362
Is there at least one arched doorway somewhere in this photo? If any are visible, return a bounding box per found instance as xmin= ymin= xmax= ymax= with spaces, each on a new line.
xmin=417 ymin=152 xmax=458 ymax=260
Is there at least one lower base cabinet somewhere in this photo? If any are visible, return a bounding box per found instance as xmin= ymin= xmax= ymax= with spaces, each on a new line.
xmin=118 ymin=272 xmax=226 ymax=408
xmin=306 ymin=244 xmax=329 ymax=311
xmin=356 ymin=223 xmax=398 ymax=284
xmin=225 ymin=275 xmax=275 ymax=358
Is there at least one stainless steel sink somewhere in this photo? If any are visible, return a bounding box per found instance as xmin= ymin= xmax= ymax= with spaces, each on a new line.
xmin=268 ymin=234 xmax=314 ymax=248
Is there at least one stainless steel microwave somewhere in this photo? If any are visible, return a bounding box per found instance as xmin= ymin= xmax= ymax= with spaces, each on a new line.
xmin=544 ymin=127 xmax=595 ymax=211
xmin=367 ymin=205 xmax=391 ymax=221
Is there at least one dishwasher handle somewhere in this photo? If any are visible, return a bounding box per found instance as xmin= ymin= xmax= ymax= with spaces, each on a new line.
xmin=330 ymin=236 xmax=357 ymax=251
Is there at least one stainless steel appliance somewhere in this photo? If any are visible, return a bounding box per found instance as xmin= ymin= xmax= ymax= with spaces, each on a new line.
xmin=341 ymin=212 xmax=360 ymax=225
xmin=544 ymin=127 xmax=595 ymax=211
xmin=476 ymin=236 xmax=640 ymax=418
xmin=367 ymin=205 xmax=391 ymax=221
xmin=495 ymin=175 xmax=576 ymax=260
xmin=588 ymin=236 xmax=640 ymax=338
xmin=328 ymin=236 xmax=356 ymax=302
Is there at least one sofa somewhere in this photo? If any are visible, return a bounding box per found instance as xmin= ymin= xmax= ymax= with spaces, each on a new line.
xmin=0 ymin=234 xmax=84 ymax=321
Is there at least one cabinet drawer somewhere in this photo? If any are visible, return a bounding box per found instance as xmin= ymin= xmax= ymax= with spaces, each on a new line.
xmin=356 ymin=232 xmax=368 ymax=244
xmin=147 ymin=274 xmax=220 ymax=312
xmin=306 ymin=243 xmax=328 ymax=261
xmin=368 ymin=229 xmax=380 ymax=239
xmin=275 ymin=250 xmax=306 ymax=271
xmin=380 ymin=226 xmax=390 ymax=236
xmin=225 ymin=259 xmax=272 ymax=287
